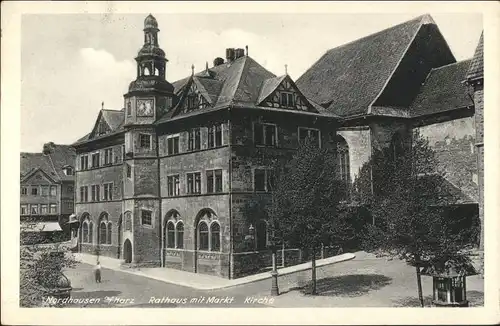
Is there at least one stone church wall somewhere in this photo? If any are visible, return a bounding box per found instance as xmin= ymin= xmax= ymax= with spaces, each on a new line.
xmin=415 ymin=116 xmax=478 ymax=202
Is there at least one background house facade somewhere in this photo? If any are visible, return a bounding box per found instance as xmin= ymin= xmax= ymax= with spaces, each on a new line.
xmin=20 ymin=142 xmax=76 ymax=244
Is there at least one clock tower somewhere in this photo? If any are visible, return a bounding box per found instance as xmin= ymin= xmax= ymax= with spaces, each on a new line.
xmin=121 ymin=14 xmax=172 ymax=265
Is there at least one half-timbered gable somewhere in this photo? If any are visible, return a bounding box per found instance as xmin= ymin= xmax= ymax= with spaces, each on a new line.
xmin=257 ymin=75 xmax=316 ymax=112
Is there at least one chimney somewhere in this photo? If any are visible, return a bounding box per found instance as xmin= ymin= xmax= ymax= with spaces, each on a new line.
xmin=234 ymin=48 xmax=245 ymax=60
xmin=42 ymin=142 xmax=55 ymax=155
xmin=226 ymin=48 xmax=235 ymax=63
xmin=213 ymin=57 xmax=224 ymax=67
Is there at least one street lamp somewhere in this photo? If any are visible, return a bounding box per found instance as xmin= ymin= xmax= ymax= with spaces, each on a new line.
xmin=270 ymin=240 xmax=279 ymax=296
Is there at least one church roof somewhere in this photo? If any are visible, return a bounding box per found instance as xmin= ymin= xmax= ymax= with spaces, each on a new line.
xmin=465 ymin=32 xmax=484 ymax=82
xmin=21 ymin=143 xmax=76 ymax=182
xmin=410 ymin=60 xmax=473 ymax=117
xmin=296 ymin=14 xmax=449 ymax=117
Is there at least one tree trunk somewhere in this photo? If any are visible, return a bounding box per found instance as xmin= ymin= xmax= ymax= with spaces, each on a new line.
xmin=415 ymin=265 xmax=424 ymax=307
xmin=311 ymin=247 xmax=317 ymax=295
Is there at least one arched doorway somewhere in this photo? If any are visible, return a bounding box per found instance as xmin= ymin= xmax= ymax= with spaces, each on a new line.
xmin=123 ymin=239 xmax=132 ymax=263
xmin=117 ymin=215 xmax=122 ymax=259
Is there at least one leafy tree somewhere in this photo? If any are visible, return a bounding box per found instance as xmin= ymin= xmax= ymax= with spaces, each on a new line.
xmin=270 ymin=137 xmax=354 ymax=294
xmin=360 ymin=130 xmax=475 ymax=307
xmin=20 ymin=218 xmax=77 ymax=307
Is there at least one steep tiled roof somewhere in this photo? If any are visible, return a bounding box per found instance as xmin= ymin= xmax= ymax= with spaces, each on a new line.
xmin=410 ymin=60 xmax=473 ymax=117
xmin=102 ymin=109 xmax=125 ymax=131
xmin=296 ymin=14 xmax=438 ymax=117
xmin=465 ymin=32 xmax=483 ymax=82
xmin=72 ymin=109 xmax=124 ymax=146
xmin=257 ymin=75 xmax=287 ymax=104
xmin=21 ymin=143 xmax=76 ymax=182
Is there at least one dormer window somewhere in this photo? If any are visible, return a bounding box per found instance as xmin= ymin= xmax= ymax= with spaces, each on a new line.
xmin=280 ymin=92 xmax=294 ymax=108
xmin=63 ymin=166 xmax=74 ymax=176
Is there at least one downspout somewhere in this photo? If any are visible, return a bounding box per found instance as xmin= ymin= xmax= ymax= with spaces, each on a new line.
xmin=156 ymin=128 xmax=163 ymax=267
xmin=228 ymin=106 xmax=233 ymax=279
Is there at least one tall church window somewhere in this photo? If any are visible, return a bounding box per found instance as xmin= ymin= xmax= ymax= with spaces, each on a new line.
xmin=256 ymin=220 xmax=268 ymax=250
xmin=337 ymin=135 xmax=350 ymax=197
xmin=389 ymin=132 xmax=405 ymax=162
xmin=82 ymin=220 xmax=89 ymax=243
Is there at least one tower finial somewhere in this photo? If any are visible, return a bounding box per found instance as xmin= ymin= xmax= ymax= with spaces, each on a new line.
xmin=245 ymin=45 xmax=248 ymax=56
xmin=191 ymin=64 xmax=195 ymax=76
xmin=205 ymin=61 xmax=209 ymax=71
xmin=285 ymin=64 xmax=288 ymax=75
xmin=101 ymin=101 xmax=104 ymax=110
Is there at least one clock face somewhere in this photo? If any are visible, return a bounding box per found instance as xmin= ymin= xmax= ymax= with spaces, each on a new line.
xmin=137 ymin=99 xmax=154 ymax=117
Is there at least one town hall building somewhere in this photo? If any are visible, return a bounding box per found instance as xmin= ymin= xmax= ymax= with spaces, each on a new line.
xmin=72 ymin=14 xmax=484 ymax=278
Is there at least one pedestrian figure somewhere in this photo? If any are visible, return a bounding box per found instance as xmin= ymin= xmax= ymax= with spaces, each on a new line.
xmin=94 ymin=261 xmax=102 ymax=283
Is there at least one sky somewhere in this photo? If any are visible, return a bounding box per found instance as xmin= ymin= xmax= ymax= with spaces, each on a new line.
xmin=20 ymin=13 xmax=483 ymax=152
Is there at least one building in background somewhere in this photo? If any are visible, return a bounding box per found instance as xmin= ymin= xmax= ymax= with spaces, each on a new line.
xmin=465 ymin=32 xmax=484 ymax=268
xmin=20 ymin=142 xmax=76 ymax=244
xmin=72 ymin=14 xmax=483 ymax=279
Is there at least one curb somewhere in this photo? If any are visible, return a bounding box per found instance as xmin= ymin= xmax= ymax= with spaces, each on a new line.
xmin=75 ymin=253 xmax=356 ymax=290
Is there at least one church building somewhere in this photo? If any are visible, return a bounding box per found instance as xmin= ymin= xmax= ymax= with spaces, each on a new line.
xmin=72 ymin=14 xmax=483 ymax=279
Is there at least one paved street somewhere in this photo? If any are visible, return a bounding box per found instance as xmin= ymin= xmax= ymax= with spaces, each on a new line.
xmin=62 ymin=252 xmax=484 ymax=308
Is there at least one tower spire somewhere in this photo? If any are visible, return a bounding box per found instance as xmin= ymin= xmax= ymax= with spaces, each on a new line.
xmin=191 ymin=64 xmax=195 ymax=76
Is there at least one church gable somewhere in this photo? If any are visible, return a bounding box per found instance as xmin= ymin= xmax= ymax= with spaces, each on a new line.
xmin=258 ymin=75 xmax=315 ymax=112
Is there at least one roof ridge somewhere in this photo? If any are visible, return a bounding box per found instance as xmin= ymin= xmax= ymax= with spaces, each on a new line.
xmin=325 ymin=14 xmax=430 ymax=55
xmin=230 ymin=56 xmax=250 ymax=102
xmin=430 ymin=59 xmax=472 ymax=71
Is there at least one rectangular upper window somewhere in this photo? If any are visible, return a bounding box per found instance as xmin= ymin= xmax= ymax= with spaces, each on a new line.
xmin=30 ymin=204 xmax=38 ymax=215
xmin=188 ymin=128 xmax=201 ymax=151
xmin=104 ymin=148 xmax=113 ymax=165
xmin=141 ymin=209 xmax=152 ymax=226
xmin=21 ymin=187 xmax=27 ymax=195
xmin=187 ymin=172 xmax=201 ymax=194
xmin=80 ymin=186 xmax=88 ymax=202
xmin=139 ymin=134 xmax=152 ymax=149
xmin=206 ymin=169 xmax=223 ymax=193
xmin=298 ymin=127 xmax=321 ymax=147
xmin=91 ymin=185 xmax=100 ymax=202
xmin=208 ymin=124 xmax=223 ymax=148
xmin=167 ymin=135 xmax=180 ymax=155
xmin=80 ymin=155 xmax=89 ymax=170
xmin=40 ymin=204 xmax=48 ymax=215
xmin=103 ymin=183 xmax=113 ymax=201
xmin=41 ymin=185 xmax=49 ymax=196
xmin=20 ymin=204 xmax=28 ymax=215
xmin=254 ymin=169 xmax=275 ymax=192
xmin=31 ymin=186 xmax=38 ymax=196
xmin=50 ymin=185 xmax=57 ymax=196
xmin=280 ymin=92 xmax=295 ymax=108
xmin=126 ymin=163 xmax=132 ymax=178
xmin=49 ymin=204 xmax=57 ymax=214
xmin=254 ymin=123 xmax=277 ymax=147
xmin=91 ymin=152 xmax=100 ymax=168
xmin=167 ymin=175 xmax=180 ymax=197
